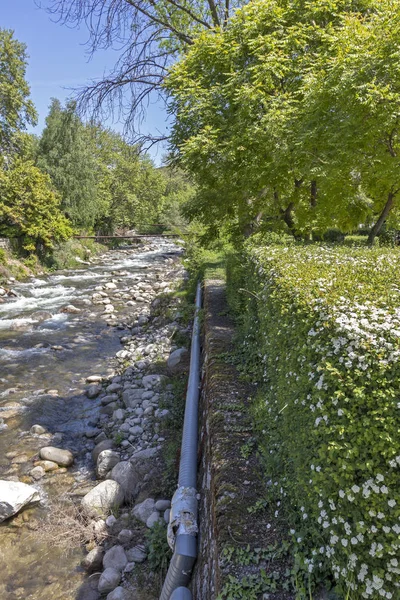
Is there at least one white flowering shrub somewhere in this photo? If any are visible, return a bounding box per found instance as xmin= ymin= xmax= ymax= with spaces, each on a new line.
xmin=229 ymin=244 xmax=400 ymax=599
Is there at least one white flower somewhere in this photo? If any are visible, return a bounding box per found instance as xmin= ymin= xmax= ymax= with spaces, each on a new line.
xmin=388 ymin=499 xmax=396 ymax=508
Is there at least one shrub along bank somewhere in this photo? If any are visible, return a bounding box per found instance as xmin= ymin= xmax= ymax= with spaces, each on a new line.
xmin=227 ymin=243 xmax=400 ymax=599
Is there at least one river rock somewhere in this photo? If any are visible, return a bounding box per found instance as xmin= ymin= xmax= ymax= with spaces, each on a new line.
xmin=122 ymin=389 xmax=144 ymax=409
xmin=81 ymin=480 xmax=124 ymax=517
xmin=60 ymin=304 xmax=81 ymax=314
xmin=39 ymin=447 xmax=74 ymax=467
xmin=109 ymin=461 xmax=141 ymax=501
xmin=36 ymin=460 xmax=58 ymax=472
xmin=96 ymin=450 xmax=120 ymax=479
xmin=103 ymin=545 xmax=127 ymax=571
xmin=106 ymin=383 xmax=122 ymax=393
xmin=98 ymin=568 xmax=121 ymax=594
xmin=0 ymin=480 xmax=40 ymax=522
xmin=87 ymin=375 xmax=103 ymax=383
xmin=126 ymin=545 xmax=147 ymax=563
xmin=87 ymin=385 xmax=102 ymax=399
xmin=167 ymin=347 xmax=188 ymax=368
xmin=30 ymin=466 xmax=45 ymax=480
xmin=146 ymin=511 xmax=161 ymax=528
xmin=101 ymin=394 xmax=119 ymax=405
xmin=132 ymin=498 xmax=155 ymax=524
xmin=142 ymin=374 xmax=164 ymax=389
xmin=155 ymin=499 xmax=171 ymax=511
xmin=30 ymin=424 xmax=47 ymax=435
xmin=92 ymin=439 xmax=113 ymax=463
xmin=117 ymin=529 xmax=133 ymax=544
xmin=106 ymin=587 xmax=130 ymax=600
xmin=104 ymin=305 xmax=115 ymax=313
xmin=82 ymin=546 xmax=105 ymax=573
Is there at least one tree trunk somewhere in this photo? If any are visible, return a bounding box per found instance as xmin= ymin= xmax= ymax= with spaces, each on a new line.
xmin=367 ymin=191 xmax=396 ymax=246
xmin=282 ymin=202 xmax=297 ymax=237
xmin=310 ymin=180 xmax=317 ymax=208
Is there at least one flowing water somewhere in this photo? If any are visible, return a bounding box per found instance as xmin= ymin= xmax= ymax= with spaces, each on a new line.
xmin=0 ymin=239 xmax=179 ymax=600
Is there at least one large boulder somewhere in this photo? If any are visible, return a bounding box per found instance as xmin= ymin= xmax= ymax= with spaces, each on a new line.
xmin=38 ymin=446 xmax=73 ymax=467
xmin=103 ymin=545 xmax=127 ymax=571
xmin=96 ymin=450 xmax=120 ymax=479
xmin=81 ymin=481 xmax=124 ymax=517
xmin=0 ymin=480 xmax=40 ymax=522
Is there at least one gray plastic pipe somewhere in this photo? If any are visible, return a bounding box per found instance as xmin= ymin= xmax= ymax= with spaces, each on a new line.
xmin=160 ymin=282 xmax=202 ymax=600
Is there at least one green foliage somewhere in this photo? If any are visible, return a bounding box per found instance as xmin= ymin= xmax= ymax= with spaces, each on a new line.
xmin=36 ymin=99 xmax=100 ymax=229
xmin=0 ymin=158 xmax=72 ymax=252
xmin=145 ymin=520 xmax=172 ymax=574
xmin=228 ymin=242 xmax=400 ymax=599
xmin=166 ymin=0 xmax=400 ymax=243
xmin=0 ymin=29 xmax=37 ymax=155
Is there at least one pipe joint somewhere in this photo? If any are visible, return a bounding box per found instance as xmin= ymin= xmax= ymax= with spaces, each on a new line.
xmin=167 ymin=486 xmax=198 ymax=550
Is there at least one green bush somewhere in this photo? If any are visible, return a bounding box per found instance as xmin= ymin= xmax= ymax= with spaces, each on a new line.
xmin=229 ymin=242 xmax=400 ymax=599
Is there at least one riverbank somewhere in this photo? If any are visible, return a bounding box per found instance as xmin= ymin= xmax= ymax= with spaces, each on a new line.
xmin=0 ymin=238 xmax=190 ymax=600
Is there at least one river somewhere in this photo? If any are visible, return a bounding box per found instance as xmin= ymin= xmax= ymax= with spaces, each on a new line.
xmin=0 ymin=238 xmax=180 ymax=600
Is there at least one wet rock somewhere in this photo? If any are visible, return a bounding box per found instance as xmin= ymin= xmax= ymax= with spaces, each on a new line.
xmin=92 ymin=439 xmax=113 ymax=463
xmin=167 ymin=347 xmax=188 ymax=368
xmin=60 ymin=304 xmax=81 ymax=314
xmin=81 ymin=480 xmax=124 ymax=517
xmin=126 ymin=545 xmax=147 ymax=563
xmin=132 ymin=498 xmax=155 ymax=524
xmin=39 ymin=447 xmax=74 ymax=467
xmin=82 ymin=546 xmax=105 ymax=573
xmin=35 ymin=460 xmax=58 ymax=472
xmin=98 ymin=567 xmax=121 ymax=594
xmin=30 ymin=466 xmax=45 ymax=480
xmin=103 ymin=545 xmax=127 ymax=571
xmin=146 ymin=511 xmax=161 ymax=528
xmin=30 ymin=424 xmax=47 ymax=435
xmin=155 ymin=499 xmax=171 ymax=511
xmin=0 ymin=480 xmax=40 ymax=522
xmin=87 ymin=375 xmax=103 ymax=383
xmin=86 ymin=385 xmax=102 ymax=399
xmin=96 ymin=450 xmax=120 ymax=479
xmin=106 ymin=587 xmax=130 ymax=600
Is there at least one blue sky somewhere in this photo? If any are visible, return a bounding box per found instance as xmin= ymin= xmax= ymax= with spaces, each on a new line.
xmin=1 ymin=0 xmax=169 ymax=163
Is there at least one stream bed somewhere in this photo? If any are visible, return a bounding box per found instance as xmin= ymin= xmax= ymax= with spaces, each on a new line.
xmin=0 ymin=239 xmax=181 ymax=600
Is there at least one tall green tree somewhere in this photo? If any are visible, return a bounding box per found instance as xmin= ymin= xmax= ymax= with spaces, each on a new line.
xmin=36 ymin=99 xmax=99 ymax=229
xmin=0 ymin=28 xmax=37 ymax=155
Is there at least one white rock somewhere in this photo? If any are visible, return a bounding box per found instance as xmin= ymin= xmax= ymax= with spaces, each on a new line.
xmin=30 ymin=466 xmax=45 ymax=480
xmin=39 ymin=446 xmax=74 ymax=467
xmin=117 ymin=529 xmax=133 ymax=544
xmin=167 ymin=348 xmax=188 ymax=368
xmin=81 ymin=480 xmax=124 ymax=517
xmin=97 ymin=450 xmax=120 ymax=479
xmin=0 ymin=480 xmax=40 ymax=522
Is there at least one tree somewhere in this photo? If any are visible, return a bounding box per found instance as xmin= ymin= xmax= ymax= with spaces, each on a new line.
xmin=36 ymin=99 xmax=100 ymax=229
xmin=0 ymin=29 xmax=37 ymax=155
xmin=0 ymin=158 xmax=72 ymax=252
xmin=166 ymin=0 xmax=399 ymax=241
xmin=43 ymin=0 xmax=247 ymax=144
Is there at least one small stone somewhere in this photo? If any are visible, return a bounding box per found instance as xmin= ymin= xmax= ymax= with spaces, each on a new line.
xmin=164 ymin=509 xmax=170 ymax=523
xmin=36 ymin=460 xmax=58 ymax=472
xmin=60 ymin=304 xmax=81 ymax=314
xmin=39 ymin=447 xmax=73 ymax=467
xmin=106 ymin=515 xmax=117 ymax=528
xmin=98 ymin=568 xmax=121 ymax=594
xmin=126 ymin=545 xmax=147 ymax=563
xmin=92 ymin=439 xmax=113 ymax=463
xmin=82 ymin=546 xmax=104 ymax=573
xmin=132 ymin=498 xmax=156 ymax=523
xmin=87 ymin=375 xmax=103 ymax=383
xmin=155 ymin=499 xmax=171 ymax=511
xmin=96 ymin=450 xmax=120 ymax=479
xmin=117 ymin=529 xmax=133 ymax=544
xmin=87 ymin=385 xmax=102 ymax=399
xmin=146 ymin=511 xmax=161 ymax=528
xmin=106 ymin=587 xmax=130 ymax=600
xmin=30 ymin=466 xmax=45 ymax=480
xmin=167 ymin=347 xmax=188 ymax=368
xmin=30 ymin=424 xmax=47 ymax=435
